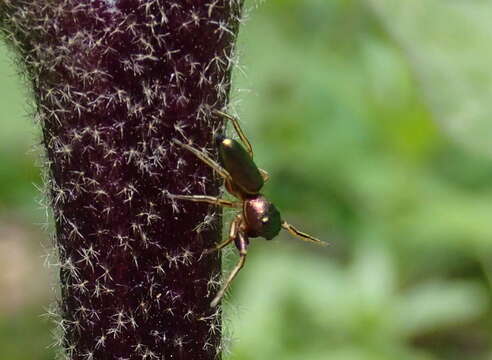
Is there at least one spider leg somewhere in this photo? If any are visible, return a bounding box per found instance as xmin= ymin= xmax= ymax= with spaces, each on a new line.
xmin=210 ymin=228 xmax=248 ymax=308
xmin=281 ymin=221 xmax=327 ymax=246
xmin=167 ymin=194 xmax=240 ymax=208
xmin=204 ymin=214 xmax=242 ymax=254
xmin=214 ymin=110 xmax=254 ymax=158
xmin=259 ymin=168 xmax=270 ymax=182
xmin=172 ymin=138 xmax=232 ymax=181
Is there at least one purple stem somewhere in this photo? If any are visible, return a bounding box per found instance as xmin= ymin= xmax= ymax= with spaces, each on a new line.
xmin=0 ymin=0 xmax=243 ymax=359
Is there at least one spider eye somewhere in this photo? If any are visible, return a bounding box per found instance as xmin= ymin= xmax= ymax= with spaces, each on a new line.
xmin=261 ymin=216 xmax=269 ymax=224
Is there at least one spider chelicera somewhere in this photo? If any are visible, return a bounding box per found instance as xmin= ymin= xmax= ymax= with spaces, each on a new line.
xmin=169 ymin=110 xmax=326 ymax=307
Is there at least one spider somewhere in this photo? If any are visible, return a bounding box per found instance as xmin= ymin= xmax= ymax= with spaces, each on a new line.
xmin=169 ymin=110 xmax=326 ymax=307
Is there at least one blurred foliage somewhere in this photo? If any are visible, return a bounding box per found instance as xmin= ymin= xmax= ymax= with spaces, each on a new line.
xmin=368 ymin=0 xmax=492 ymax=158
xmin=0 ymin=18 xmax=53 ymax=360
xmin=1 ymin=0 xmax=492 ymax=359
xmin=227 ymin=0 xmax=492 ymax=359
xmin=0 ymin=308 xmax=54 ymax=360
xmin=0 ymin=42 xmax=41 ymax=218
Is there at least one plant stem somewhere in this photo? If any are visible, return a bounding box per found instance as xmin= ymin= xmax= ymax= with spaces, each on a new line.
xmin=0 ymin=0 xmax=244 ymax=358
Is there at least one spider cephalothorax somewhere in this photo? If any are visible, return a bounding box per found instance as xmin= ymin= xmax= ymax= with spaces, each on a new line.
xmin=243 ymin=195 xmax=281 ymax=240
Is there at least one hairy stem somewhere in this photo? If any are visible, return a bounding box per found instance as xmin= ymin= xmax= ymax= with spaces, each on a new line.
xmin=0 ymin=0 xmax=243 ymax=358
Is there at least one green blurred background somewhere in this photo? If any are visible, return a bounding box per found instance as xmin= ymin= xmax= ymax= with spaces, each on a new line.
xmin=1 ymin=0 xmax=492 ymax=359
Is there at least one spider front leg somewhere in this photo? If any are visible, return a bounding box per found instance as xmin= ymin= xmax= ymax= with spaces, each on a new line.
xmin=281 ymin=221 xmax=327 ymax=246
xmin=167 ymin=194 xmax=240 ymax=208
xmin=210 ymin=227 xmax=248 ymax=308
xmin=172 ymin=138 xmax=232 ymax=181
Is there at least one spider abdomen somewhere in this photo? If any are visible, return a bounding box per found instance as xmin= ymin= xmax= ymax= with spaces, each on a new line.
xmin=218 ymin=137 xmax=264 ymax=195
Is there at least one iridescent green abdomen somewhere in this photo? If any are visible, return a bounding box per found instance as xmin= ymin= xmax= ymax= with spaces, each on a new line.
xmin=218 ymin=137 xmax=264 ymax=194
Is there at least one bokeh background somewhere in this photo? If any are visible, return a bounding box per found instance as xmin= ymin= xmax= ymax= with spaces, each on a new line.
xmin=1 ymin=0 xmax=492 ymax=359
